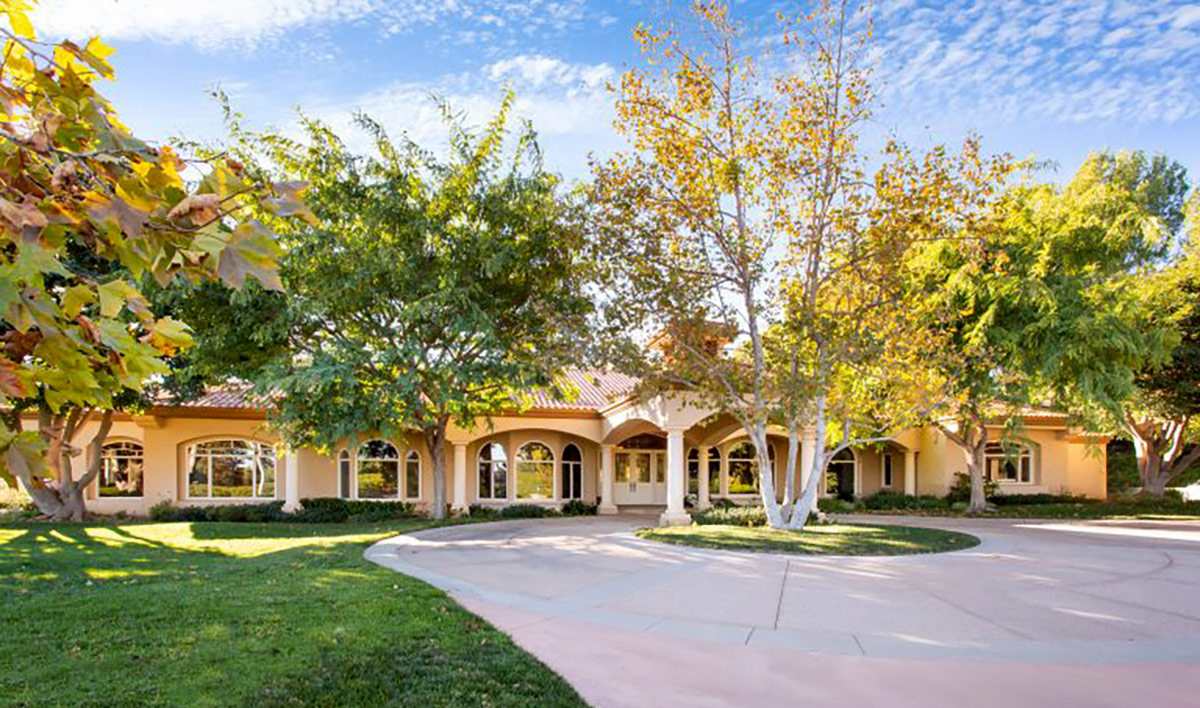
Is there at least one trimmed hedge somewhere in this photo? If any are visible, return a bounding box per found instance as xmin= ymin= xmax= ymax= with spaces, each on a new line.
xmin=692 ymin=505 xmax=768 ymax=527
xmin=860 ymin=492 xmax=949 ymax=511
xmin=148 ymin=497 xmax=421 ymax=524
xmin=561 ymin=499 xmax=598 ymax=516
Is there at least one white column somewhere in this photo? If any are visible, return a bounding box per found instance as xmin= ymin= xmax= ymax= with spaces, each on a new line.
xmin=452 ymin=443 xmax=468 ymax=512
xmin=599 ymin=444 xmax=617 ymax=514
xmin=660 ymin=427 xmax=691 ymax=526
xmin=903 ymin=449 xmax=916 ymax=496
xmin=799 ymin=426 xmax=818 ymax=512
xmin=697 ymin=446 xmax=711 ymax=510
xmin=283 ymin=450 xmax=300 ymax=512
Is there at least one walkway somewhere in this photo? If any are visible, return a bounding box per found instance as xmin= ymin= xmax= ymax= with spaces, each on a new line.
xmin=365 ymin=515 xmax=1200 ymax=707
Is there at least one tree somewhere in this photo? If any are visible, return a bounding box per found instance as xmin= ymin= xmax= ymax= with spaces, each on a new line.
xmin=0 ymin=3 xmax=300 ymax=519
xmin=1120 ymin=188 xmax=1200 ymax=497
xmin=908 ymin=151 xmax=1184 ymax=511
xmin=219 ymin=96 xmax=592 ymax=519
xmin=590 ymin=0 xmax=1007 ymax=528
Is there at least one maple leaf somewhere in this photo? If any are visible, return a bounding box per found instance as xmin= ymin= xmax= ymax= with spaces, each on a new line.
xmin=167 ymin=193 xmax=221 ymax=225
xmin=86 ymin=193 xmax=147 ymax=241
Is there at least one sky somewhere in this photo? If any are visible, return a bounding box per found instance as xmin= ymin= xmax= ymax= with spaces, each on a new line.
xmin=28 ymin=0 xmax=1200 ymax=186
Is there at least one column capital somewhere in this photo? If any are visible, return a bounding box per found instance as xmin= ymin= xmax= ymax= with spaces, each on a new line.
xmin=662 ymin=425 xmax=689 ymax=434
xmin=600 ymin=442 xmax=617 ymax=450
xmin=452 ymin=441 xmax=468 ymax=449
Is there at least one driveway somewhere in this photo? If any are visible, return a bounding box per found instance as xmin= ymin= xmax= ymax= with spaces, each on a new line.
xmin=365 ymin=515 xmax=1200 ymax=708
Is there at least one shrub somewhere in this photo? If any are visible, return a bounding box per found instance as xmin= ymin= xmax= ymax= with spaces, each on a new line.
xmin=946 ymin=472 xmax=999 ymax=503
xmin=149 ymin=500 xmax=289 ymax=522
xmin=989 ymin=493 xmax=1094 ymax=506
xmin=560 ymin=499 xmax=598 ymax=516
xmin=817 ymin=498 xmax=861 ymax=513
xmin=693 ymin=505 xmax=767 ymax=526
xmin=861 ymin=492 xmax=949 ymax=511
xmin=710 ymin=497 xmax=738 ymax=510
xmin=467 ymin=504 xmax=500 ymax=519
xmin=295 ymin=498 xmax=418 ymax=523
xmin=499 ymin=504 xmax=560 ymax=519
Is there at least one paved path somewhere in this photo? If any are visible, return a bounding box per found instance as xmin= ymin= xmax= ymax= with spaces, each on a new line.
xmin=365 ymin=515 xmax=1200 ymax=708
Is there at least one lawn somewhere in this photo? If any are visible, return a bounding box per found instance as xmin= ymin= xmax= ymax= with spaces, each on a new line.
xmin=0 ymin=520 xmax=588 ymax=708
xmin=635 ymin=522 xmax=979 ymax=556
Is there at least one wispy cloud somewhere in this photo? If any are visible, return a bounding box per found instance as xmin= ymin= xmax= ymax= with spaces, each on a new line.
xmin=873 ymin=0 xmax=1200 ymax=125
xmin=31 ymin=0 xmax=602 ymax=51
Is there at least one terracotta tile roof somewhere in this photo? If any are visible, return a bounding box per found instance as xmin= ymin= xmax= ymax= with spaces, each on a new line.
xmin=155 ymin=370 xmax=640 ymax=414
xmin=523 ymin=369 xmax=640 ymax=410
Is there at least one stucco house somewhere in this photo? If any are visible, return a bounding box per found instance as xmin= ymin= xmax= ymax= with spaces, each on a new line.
xmin=30 ymin=369 xmax=1108 ymax=524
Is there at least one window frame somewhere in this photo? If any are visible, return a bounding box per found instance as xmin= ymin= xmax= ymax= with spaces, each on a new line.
xmin=561 ymin=443 xmax=583 ymax=500
xmin=404 ymin=449 xmax=422 ymax=500
xmin=97 ymin=440 xmax=145 ymax=498
xmin=985 ymin=442 xmax=1035 ymax=485
xmin=185 ymin=438 xmax=277 ymax=501
xmin=882 ymin=453 xmax=894 ymax=489
xmin=515 ymin=441 xmax=556 ymax=501
xmin=725 ymin=441 xmax=774 ymax=496
xmin=477 ymin=441 xmax=509 ymax=501
xmin=355 ymin=439 xmax=401 ymax=500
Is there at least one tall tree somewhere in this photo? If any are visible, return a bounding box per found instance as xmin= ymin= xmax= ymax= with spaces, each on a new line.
xmin=590 ymin=0 xmax=1007 ymax=528
xmin=221 ymin=96 xmax=592 ymax=519
xmin=0 ymin=4 xmax=299 ymax=519
xmin=908 ymin=151 xmax=1183 ymax=511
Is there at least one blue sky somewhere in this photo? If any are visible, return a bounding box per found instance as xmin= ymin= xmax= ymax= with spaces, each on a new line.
xmin=30 ymin=0 xmax=1200 ymax=185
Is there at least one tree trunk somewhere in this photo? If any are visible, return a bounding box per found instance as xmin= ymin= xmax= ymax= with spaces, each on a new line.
xmin=424 ymin=419 xmax=449 ymax=520
xmin=753 ymin=420 xmax=785 ymax=528
xmin=6 ymin=408 xmax=114 ymax=520
xmin=966 ymin=424 xmax=989 ymax=513
xmin=1126 ymin=413 xmax=1199 ymax=499
xmin=785 ymin=393 xmax=828 ymax=530
xmin=782 ymin=419 xmax=799 ymax=510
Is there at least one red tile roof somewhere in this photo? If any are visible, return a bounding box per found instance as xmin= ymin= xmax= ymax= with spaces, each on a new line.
xmin=155 ymin=370 xmax=640 ymax=414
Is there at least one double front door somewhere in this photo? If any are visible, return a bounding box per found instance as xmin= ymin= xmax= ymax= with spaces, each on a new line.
xmin=613 ymin=450 xmax=666 ymax=505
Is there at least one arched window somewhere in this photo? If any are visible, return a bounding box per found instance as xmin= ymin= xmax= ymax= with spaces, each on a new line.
xmin=516 ymin=442 xmax=555 ymax=500
xmin=99 ymin=441 xmax=143 ymax=497
xmin=478 ymin=442 xmax=508 ymax=500
xmin=985 ymin=442 xmax=1034 ymax=484
xmin=404 ymin=450 xmax=421 ymax=499
xmin=338 ymin=450 xmax=351 ymax=500
xmin=826 ymin=448 xmax=856 ymax=501
xmin=187 ymin=439 xmax=275 ymax=499
xmin=357 ymin=440 xmax=399 ymax=499
xmin=726 ymin=442 xmax=774 ymax=495
xmin=687 ymin=448 xmax=699 ymax=496
xmin=562 ymin=444 xmax=582 ymax=500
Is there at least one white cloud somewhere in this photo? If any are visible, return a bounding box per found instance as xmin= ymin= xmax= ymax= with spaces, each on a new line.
xmin=1175 ymin=5 xmax=1200 ymax=29
xmin=31 ymin=0 xmax=594 ymax=51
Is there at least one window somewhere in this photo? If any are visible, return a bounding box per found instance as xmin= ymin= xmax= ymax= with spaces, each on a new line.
xmin=562 ymin=444 xmax=582 ymax=500
xmin=187 ymin=440 xmax=275 ymax=499
xmin=516 ymin=442 xmax=554 ymax=500
xmin=99 ymin=442 xmax=143 ymax=497
xmin=687 ymin=448 xmax=699 ymax=495
xmin=986 ymin=442 xmax=1034 ymax=484
xmin=882 ymin=453 xmax=894 ymax=488
xmin=404 ymin=450 xmax=421 ymax=499
xmin=726 ymin=442 xmax=774 ymax=495
xmin=357 ymin=440 xmax=399 ymax=499
xmin=615 ymin=451 xmax=649 ymax=484
xmin=338 ymin=450 xmax=351 ymax=499
xmin=478 ymin=442 xmax=508 ymax=500
xmin=686 ymin=448 xmax=721 ymax=496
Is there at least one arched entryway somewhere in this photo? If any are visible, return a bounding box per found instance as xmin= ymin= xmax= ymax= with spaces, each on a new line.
xmin=612 ymin=433 xmax=667 ymax=506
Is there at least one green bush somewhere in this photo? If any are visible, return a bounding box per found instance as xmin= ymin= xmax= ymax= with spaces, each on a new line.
xmin=946 ymin=472 xmax=999 ymax=503
xmin=989 ymin=492 xmax=1094 ymax=506
xmin=499 ymin=504 xmax=560 ymax=519
xmin=149 ymin=500 xmax=289 ymax=522
xmin=296 ymin=497 xmax=418 ymax=523
xmin=560 ymin=499 xmax=597 ymax=516
xmin=817 ymin=498 xmax=861 ymax=513
xmin=467 ymin=504 xmax=500 ymax=519
xmin=710 ymin=498 xmax=738 ymax=510
xmin=692 ymin=505 xmax=767 ymax=526
xmin=147 ymin=497 xmax=420 ymax=523
xmin=861 ymin=491 xmax=949 ymax=511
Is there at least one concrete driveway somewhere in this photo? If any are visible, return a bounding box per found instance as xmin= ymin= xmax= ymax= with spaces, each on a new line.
xmin=365 ymin=515 xmax=1200 ymax=708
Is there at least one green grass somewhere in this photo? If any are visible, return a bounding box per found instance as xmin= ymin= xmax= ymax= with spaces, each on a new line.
xmin=635 ymin=522 xmax=980 ymax=556
xmin=0 ymin=520 xmax=588 ymax=708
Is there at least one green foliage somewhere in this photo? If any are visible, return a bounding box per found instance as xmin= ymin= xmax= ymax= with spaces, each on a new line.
xmin=947 ymin=472 xmax=999 ymax=503
xmin=147 ymin=498 xmax=419 ymax=523
xmin=861 ymin=492 xmax=950 ymax=511
xmin=988 ymin=492 xmax=1093 ymax=506
xmin=499 ymin=504 xmax=560 ymax=519
xmin=296 ymin=497 xmax=419 ymax=523
xmin=149 ymin=500 xmax=288 ymax=523
xmin=560 ymin=499 xmax=598 ymax=516
xmin=817 ymin=498 xmax=862 ymax=514
xmin=638 ymin=523 xmax=981 ymax=556
xmin=693 ymin=505 xmax=768 ymax=527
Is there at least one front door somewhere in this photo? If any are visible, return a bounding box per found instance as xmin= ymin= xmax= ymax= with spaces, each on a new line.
xmin=613 ymin=450 xmax=666 ymax=505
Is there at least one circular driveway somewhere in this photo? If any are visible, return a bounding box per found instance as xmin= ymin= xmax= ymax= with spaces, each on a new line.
xmin=366 ymin=515 xmax=1200 ymax=708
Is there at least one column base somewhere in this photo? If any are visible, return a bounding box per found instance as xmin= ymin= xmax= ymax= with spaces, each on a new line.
xmin=598 ymin=502 xmax=619 ymax=515
xmin=658 ymin=510 xmax=693 ymax=527
xmin=283 ymin=501 xmax=301 ymax=513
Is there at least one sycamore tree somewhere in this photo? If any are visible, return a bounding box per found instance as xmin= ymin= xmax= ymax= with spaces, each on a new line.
xmin=217 ymin=96 xmax=591 ymax=519
xmin=1118 ymin=187 xmax=1199 ymax=497
xmin=908 ymin=151 xmax=1184 ymax=511
xmin=0 ymin=3 xmax=300 ymax=519
xmin=591 ymin=0 xmax=1008 ymax=528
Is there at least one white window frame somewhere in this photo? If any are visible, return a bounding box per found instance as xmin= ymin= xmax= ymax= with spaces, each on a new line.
xmin=478 ymin=442 xmax=508 ymax=500
xmin=515 ymin=441 xmax=556 ymax=500
xmin=561 ymin=444 xmax=583 ymax=500
xmin=725 ymin=442 xmax=774 ymax=497
xmin=338 ymin=450 xmax=352 ymax=500
xmin=355 ymin=440 xmax=401 ymax=500
xmin=185 ymin=439 xmax=277 ymax=500
xmin=98 ymin=440 xmax=145 ymax=498
xmin=985 ymin=442 xmax=1035 ymax=485
xmin=403 ymin=450 xmax=422 ymax=500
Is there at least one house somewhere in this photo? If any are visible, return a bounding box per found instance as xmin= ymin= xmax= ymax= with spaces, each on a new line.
xmin=29 ymin=371 xmax=1108 ymax=523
